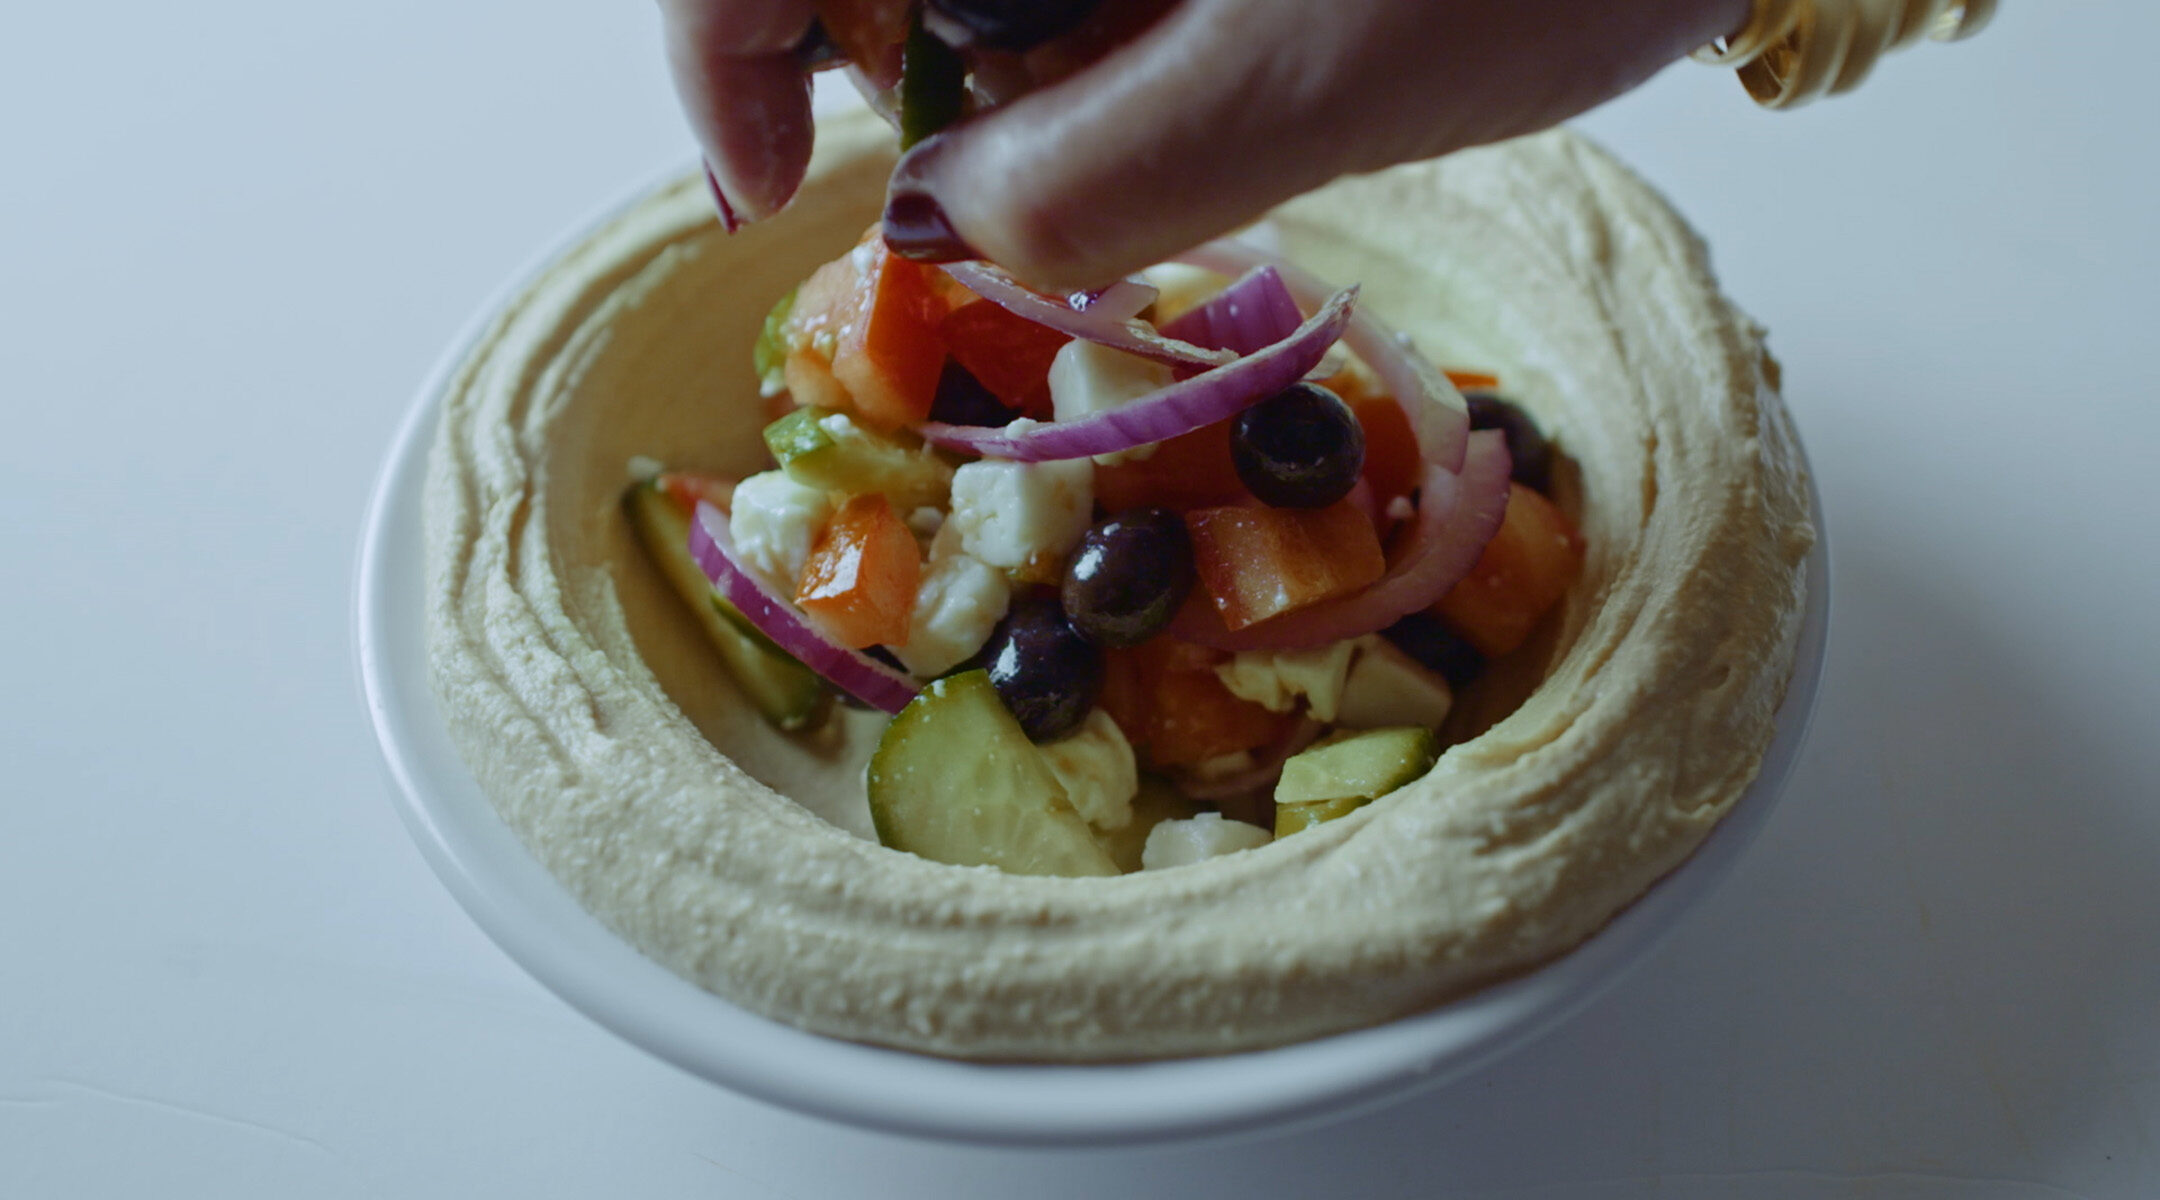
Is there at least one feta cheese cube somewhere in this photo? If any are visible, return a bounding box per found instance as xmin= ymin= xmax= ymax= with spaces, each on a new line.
xmin=1037 ymin=710 xmax=1138 ymax=832
xmin=1047 ymin=340 xmax=1175 ymax=465
xmin=1141 ymin=813 xmax=1272 ymax=871
xmin=1213 ymin=639 xmax=1360 ymax=722
xmin=727 ymin=469 xmax=832 ymax=590
xmin=893 ymin=551 xmax=1011 ymax=677
xmin=925 ymin=509 xmax=967 ymax=563
xmin=948 ymin=457 xmax=1094 ymax=572
xmin=1335 ymin=636 xmax=1454 ymax=730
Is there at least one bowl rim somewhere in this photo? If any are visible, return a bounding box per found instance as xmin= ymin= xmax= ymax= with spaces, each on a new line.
xmin=353 ymin=163 xmax=1832 ymax=1149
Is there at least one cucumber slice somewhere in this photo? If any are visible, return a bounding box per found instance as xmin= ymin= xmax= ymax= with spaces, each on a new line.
xmin=1273 ymin=726 xmax=1439 ymax=812
xmin=1274 ymin=795 xmax=1369 ymax=838
xmin=868 ymin=672 xmax=1120 ymax=877
xmin=899 ymin=13 xmax=966 ymax=150
xmin=623 ymin=479 xmax=832 ymax=732
xmin=753 ymin=286 xmax=796 ymax=398
xmin=763 ymin=407 xmax=953 ymax=510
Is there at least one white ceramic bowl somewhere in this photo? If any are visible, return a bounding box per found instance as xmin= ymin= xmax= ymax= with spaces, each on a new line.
xmin=355 ymin=167 xmax=1830 ymax=1149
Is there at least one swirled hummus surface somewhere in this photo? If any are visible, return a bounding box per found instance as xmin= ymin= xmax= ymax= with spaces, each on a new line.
xmin=424 ymin=109 xmax=1812 ymax=1060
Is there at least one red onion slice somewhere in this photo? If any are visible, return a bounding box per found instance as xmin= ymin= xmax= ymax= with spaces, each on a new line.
xmin=1173 ymin=430 xmax=1513 ymax=651
xmin=1157 ymin=266 xmax=1304 ymax=356
xmin=939 ymin=261 xmax=1228 ymax=368
xmin=688 ymin=502 xmax=920 ymax=714
xmin=1175 ymin=242 xmax=1470 ymax=474
xmin=918 ymin=285 xmax=1357 ymax=462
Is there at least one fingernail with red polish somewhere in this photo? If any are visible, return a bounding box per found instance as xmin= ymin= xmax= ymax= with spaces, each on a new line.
xmin=883 ymin=190 xmax=976 ymax=262
xmin=704 ymin=163 xmax=744 ymax=234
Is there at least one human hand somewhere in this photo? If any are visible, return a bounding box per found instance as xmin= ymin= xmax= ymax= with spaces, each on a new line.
xmin=662 ymin=0 xmax=1749 ymax=285
xmin=659 ymin=0 xmax=819 ymax=231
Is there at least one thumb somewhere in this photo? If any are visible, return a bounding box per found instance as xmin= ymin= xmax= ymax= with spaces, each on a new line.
xmin=661 ymin=0 xmax=818 ymax=224
xmin=885 ymin=0 xmax=1372 ymax=290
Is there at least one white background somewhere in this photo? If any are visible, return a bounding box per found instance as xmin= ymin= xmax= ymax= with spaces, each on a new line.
xmin=5 ymin=3 xmax=2156 ymax=1196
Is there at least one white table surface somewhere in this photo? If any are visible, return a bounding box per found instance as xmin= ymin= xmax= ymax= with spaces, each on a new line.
xmin=6 ymin=3 xmax=2154 ymax=1196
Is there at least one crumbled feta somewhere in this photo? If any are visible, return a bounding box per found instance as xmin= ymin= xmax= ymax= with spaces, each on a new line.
xmin=893 ymin=551 xmax=1011 ymax=677
xmin=948 ymin=457 xmax=1093 ymax=572
xmin=906 ymin=505 xmax=945 ymax=540
xmin=1047 ymin=340 xmax=1174 ymax=465
xmin=925 ymin=510 xmax=967 ymax=563
xmin=1335 ymin=636 xmax=1454 ymax=730
xmin=848 ymin=239 xmax=878 ymax=275
xmin=1037 ymin=710 xmax=1138 ymax=832
xmin=1141 ymin=813 xmax=1272 ymax=870
xmin=727 ymin=470 xmax=832 ymax=590
xmin=1213 ymin=639 xmax=1360 ymax=722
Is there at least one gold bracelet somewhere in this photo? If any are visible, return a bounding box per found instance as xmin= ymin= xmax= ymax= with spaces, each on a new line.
xmin=1696 ymin=0 xmax=1997 ymax=109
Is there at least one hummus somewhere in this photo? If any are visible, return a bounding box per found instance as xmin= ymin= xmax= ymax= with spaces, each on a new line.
xmin=424 ymin=108 xmax=1813 ymax=1060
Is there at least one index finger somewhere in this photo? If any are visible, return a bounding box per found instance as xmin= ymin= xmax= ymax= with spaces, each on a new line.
xmin=660 ymin=0 xmax=819 ymax=224
xmin=659 ymin=0 xmax=815 ymax=55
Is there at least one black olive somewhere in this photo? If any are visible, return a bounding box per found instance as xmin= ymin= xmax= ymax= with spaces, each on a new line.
xmin=927 ymin=0 xmax=1104 ymax=52
xmin=1061 ymin=509 xmax=1195 ymax=648
xmin=929 ymin=361 xmax=1018 ymax=427
xmin=1229 ymin=382 xmax=1365 ymax=509
xmin=1465 ymin=393 xmax=1554 ymax=495
xmin=1380 ymin=613 xmax=1487 ymax=689
xmin=984 ymin=597 xmax=1102 ymax=742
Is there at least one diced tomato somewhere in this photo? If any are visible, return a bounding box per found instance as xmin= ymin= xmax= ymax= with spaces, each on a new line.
xmin=939 ymin=300 xmax=1070 ymax=418
xmin=657 ymin=471 xmax=735 ymax=517
xmin=1148 ymin=665 xmax=1290 ymax=769
xmin=794 ymin=493 xmax=922 ymax=649
xmin=1444 ymin=370 xmax=1501 ymax=392
xmin=787 ymin=246 xmax=860 ymax=344
xmin=1093 ymin=421 xmax=1247 ymax=512
xmin=837 ymin=243 xmax=949 ymax=428
xmin=1099 ymin=637 xmax=1289 ymax=769
xmin=814 ymin=0 xmax=911 ymax=87
xmin=924 ymin=269 xmax=976 ymax=311
xmin=1097 ymin=643 xmax=1153 ymax=752
xmin=1185 ymin=501 xmax=1386 ymax=631
xmin=1348 ymin=395 xmax=1421 ymax=507
xmin=781 ymin=345 xmax=849 ymax=414
xmin=1432 ymin=483 xmax=1585 ymax=657
xmin=783 ymin=236 xmax=950 ymax=429
xmin=775 ymin=253 xmax=858 ymax=413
